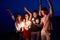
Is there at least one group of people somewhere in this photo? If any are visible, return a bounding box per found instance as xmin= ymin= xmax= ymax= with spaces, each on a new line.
xmin=6 ymin=0 xmax=53 ymax=40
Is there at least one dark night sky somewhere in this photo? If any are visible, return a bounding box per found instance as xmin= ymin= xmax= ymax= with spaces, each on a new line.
xmin=0 ymin=0 xmax=60 ymax=32
xmin=0 ymin=0 xmax=60 ymax=16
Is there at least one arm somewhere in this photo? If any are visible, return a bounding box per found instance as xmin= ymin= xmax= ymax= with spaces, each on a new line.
xmin=39 ymin=18 xmax=43 ymax=27
xmin=47 ymin=0 xmax=53 ymax=17
xmin=32 ymin=19 xmax=41 ymax=27
xmin=24 ymin=7 xmax=32 ymax=20
xmin=15 ymin=23 xmax=19 ymax=32
xmin=33 ymin=18 xmax=43 ymax=27
xmin=21 ymin=27 xmax=24 ymax=32
xmin=6 ymin=9 xmax=15 ymax=21
xmin=39 ymin=0 xmax=42 ymax=16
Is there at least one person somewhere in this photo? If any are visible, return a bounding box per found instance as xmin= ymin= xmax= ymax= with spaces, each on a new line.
xmin=31 ymin=10 xmax=42 ymax=40
xmin=24 ymin=7 xmax=42 ymax=40
xmin=23 ymin=7 xmax=32 ymax=40
xmin=40 ymin=0 xmax=53 ymax=40
xmin=6 ymin=9 xmax=24 ymax=40
xmin=15 ymin=14 xmax=24 ymax=40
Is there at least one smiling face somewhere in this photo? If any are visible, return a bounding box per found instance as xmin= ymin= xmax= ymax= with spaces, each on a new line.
xmin=25 ymin=14 xmax=29 ymax=20
xmin=41 ymin=8 xmax=48 ymax=16
xmin=33 ymin=12 xmax=37 ymax=18
xmin=16 ymin=14 xmax=22 ymax=22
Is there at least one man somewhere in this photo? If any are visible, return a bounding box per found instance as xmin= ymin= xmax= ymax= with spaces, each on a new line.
xmin=31 ymin=10 xmax=42 ymax=40
xmin=40 ymin=0 xmax=53 ymax=40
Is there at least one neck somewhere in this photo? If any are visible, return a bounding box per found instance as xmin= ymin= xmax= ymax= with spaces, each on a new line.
xmin=26 ymin=20 xmax=28 ymax=21
xmin=25 ymin=19 xmax=29 ymax=21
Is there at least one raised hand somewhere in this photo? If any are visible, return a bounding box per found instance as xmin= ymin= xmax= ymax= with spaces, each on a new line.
xmin=39 ymin=0 xmax=42 ymax=16
xmin=47 ymin=0 xmax=53 ymax=17
xmin=24 ymin=7 xmax=28 ymax=11
xmin=24 ymin=7 xmax=32 ymax=20
xmin=6 ymin=8 xmax=15 ymax=21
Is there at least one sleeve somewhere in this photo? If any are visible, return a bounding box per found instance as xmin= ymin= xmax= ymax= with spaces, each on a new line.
xmin=15 ymin=23 xmax=20 ymax=32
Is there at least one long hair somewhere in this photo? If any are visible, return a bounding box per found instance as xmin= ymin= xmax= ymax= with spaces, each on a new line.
xmin=15 ymin=13 xmax=23 ymax=23
xmin=24 ymin=12 xmax=29 ymax=21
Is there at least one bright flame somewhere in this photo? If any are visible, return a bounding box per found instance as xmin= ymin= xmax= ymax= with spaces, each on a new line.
xmin=32 ymin=18 xmax=34 ymax=21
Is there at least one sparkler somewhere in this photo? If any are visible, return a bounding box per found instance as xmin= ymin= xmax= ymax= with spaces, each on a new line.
xmin=36 ymin=19 xmax=39 ymax=23
xmin=26 ymin=21 xmax=31 ymax=27
xmin=32 ymin=18 xmax=34 ymax=21
xmin=21 ymin=22 xmax=25 ymax=28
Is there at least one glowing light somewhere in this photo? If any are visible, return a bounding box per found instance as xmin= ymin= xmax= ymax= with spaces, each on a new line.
xmin=20 ymin=22 xmax=24 ymax=28
xmin=32 ymin=18 xmax=34 ymax=21
xmin=26 ymin=21 xmax=31 ymax=27
xmin=36 ymin=19 xmax=39 ymax=23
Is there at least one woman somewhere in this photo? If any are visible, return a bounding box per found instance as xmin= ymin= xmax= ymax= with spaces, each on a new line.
xmin=6 ymin=9 xmax=24 ymax=40
xmin=23 ymin=7 xmax=32 ymax=40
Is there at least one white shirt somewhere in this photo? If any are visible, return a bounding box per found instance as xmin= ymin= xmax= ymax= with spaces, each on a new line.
xmin=15 ymin=22 xmax=24 ymax=32
xmin=24 ymin=21 xmax=31 ymax=30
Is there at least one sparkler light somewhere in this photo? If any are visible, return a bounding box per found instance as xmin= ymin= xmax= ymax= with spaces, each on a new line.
xmin=15 ymin=22 xmax=25 ymax=32
xmin=15 ymin=23 xmax=21 ymax=31
xmin=32 ymin=18 xmax=35 ymax=24
xmin=26 ymin=21 xmax=31 ymax=27
xmin=32 ymin=18 xmax=34 ymax=21
xmin=20 ymin=22 xmax=25 ymax=28
xmin=36 ymin=19 xmax=39 ymax=23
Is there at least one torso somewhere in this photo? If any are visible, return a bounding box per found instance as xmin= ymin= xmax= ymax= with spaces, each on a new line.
xmin=31 ymin=16 xmax=41 ymax=32
xmin=15 ymin=21 xmax=24 ymax=32
xmin=24 ymin=20 xmax=31 ymax=30
xmin=42 ymin=15 xmax=52 ymax=31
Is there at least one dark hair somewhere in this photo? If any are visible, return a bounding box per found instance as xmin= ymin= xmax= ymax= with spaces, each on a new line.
xmin=25 ymin=12 xmax=29 ymax=15
xmin=33 ymin=10 xmax=39 ymax=18
xmin=33 ymin=10 xmax=38 ymax=14
xmin=41 ymin=7 xmax=47 ymax=12
xmin=41 ymin=7 xmax=48 ymax=15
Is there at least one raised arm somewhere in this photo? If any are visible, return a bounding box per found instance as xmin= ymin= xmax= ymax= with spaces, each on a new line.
xmin=6 ymin=9 xmax=15 ymax=21
xmin=39 ymin=0 xmax=42 ymax=16
xmin=47 ymin=0 xmax=53 ymax=17
xmin=24 ymin=7 xmax=32 ymax=20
